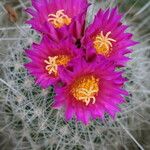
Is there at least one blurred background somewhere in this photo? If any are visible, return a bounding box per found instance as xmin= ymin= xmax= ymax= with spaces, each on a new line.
xmin=0 ymin=0 xmax=150 ymax=150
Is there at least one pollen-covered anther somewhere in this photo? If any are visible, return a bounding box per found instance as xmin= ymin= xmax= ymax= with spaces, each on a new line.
xmin=48 ymin=9 xmax=71 ymax=28
xmin=44 ymin=55 xmax=70 ymax=76
xmin=93 ymin=31 xmax=116 ymax=57
xmin=71 ymin=76 xmax=99 ymax=106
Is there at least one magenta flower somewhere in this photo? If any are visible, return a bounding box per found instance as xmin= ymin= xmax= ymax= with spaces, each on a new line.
xmin=26 ymin=0 xmax=89 ymax=42
xmin=25 ymin=1 xmax=137 ymax=124
xmin=83 ymin=7 xmax=137 ymax=66
xmin=53 ymin=56 xmax=128 ymax=124
xmin=25 ymin=37 xmax=82 ymax=88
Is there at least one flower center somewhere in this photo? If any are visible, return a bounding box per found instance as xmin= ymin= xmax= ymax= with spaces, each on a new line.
xmin=44 ymin=55 xmax=71 ymax=76
xmin=48 ymin=10 xmax=71 ymax=28
xmin=71 ymin=75 xmax=99 ymax=106
xmin=93 ymin=31 xmax=116 ymax=57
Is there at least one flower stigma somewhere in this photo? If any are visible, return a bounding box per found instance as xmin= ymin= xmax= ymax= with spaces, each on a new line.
xmin=71 ymin=75 xmax=99 ymax=106
xmin=48 ymin=10 xmax=71 ymax=28
xmin=93 ymin=31 xmax=116 ymax=57
xmin=44 ymin=55 xmax=70 ymax=76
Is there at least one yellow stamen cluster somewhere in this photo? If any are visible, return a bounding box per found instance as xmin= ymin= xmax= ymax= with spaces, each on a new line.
xmin=44 ymin=55 xmax=70 ymax=76
xmin=48 ymin=10 xmax=71 ymax=28
xmin=71 ymin=75 xmax=99 ymax=106
xmin=93 ymin=31 xmax=116 ymax=57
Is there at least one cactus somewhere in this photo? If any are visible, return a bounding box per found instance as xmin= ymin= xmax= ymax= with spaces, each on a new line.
xmin=0 ymin=0 xmax=150 ymax=149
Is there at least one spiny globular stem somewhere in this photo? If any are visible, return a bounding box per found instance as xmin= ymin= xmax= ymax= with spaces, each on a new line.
xmin=119 ymin=121 xmax=144 ymax=150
